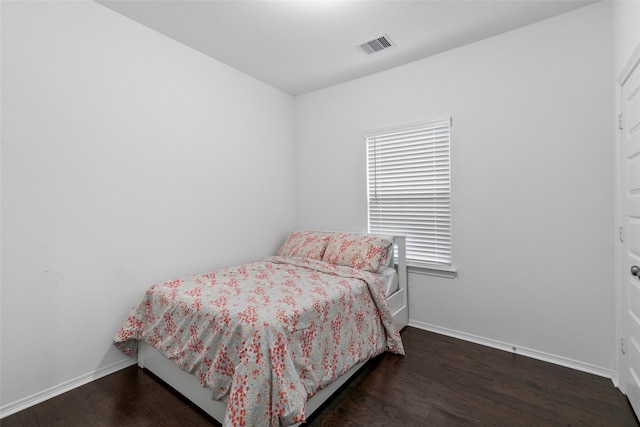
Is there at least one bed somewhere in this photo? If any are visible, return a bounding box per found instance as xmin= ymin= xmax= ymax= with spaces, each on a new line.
xmin=114 ymin=230 xmax=408 ymax=427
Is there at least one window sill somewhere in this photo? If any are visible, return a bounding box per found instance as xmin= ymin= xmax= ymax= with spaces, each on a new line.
xmin=407 ymin=262 xmax=457 ymax=279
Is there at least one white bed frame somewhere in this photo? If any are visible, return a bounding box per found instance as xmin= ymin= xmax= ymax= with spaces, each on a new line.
xmin=137 ymin=235 xmax=408 ymax=426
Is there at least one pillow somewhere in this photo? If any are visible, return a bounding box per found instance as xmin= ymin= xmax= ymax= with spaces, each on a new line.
xmin=276 ymin=230 xmax=332 ymax=260
xmin=322 ymin=233 xmax=393 ymax=273
xmin=383 ymin=244 xmax=395 ymax=269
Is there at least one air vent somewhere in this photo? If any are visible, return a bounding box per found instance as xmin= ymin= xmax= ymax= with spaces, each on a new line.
xmin=359 ymin=35 xmax=393 ymax=55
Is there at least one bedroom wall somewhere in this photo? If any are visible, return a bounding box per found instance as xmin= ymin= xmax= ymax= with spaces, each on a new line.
xmin=612 ymin=0 xmax=640 ymax=75
xmin=1 ymin=0 xmax=296 ymax=414
xmin=295 ymin=2 xmax=615 ymax=375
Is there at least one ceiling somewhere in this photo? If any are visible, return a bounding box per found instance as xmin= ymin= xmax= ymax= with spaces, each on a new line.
xmin=97 ymin=0 xmax=596 ymax=96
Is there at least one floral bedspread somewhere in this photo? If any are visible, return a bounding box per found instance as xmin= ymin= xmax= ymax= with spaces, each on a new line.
xmin=114 ymin=256 xmax=404 ymax=427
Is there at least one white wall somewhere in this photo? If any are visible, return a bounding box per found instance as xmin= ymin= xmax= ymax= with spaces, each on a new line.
xmin=296 ymin=2 xmax=615 ymax=374
xmin=1 ymin=0 xmax=296 ymax=414
xmin=612 ymin=0 xmax=640 ymax=76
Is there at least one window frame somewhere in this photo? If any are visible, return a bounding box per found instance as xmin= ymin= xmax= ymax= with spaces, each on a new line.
xmin=365 ymin=117 xmax=456 ymax=278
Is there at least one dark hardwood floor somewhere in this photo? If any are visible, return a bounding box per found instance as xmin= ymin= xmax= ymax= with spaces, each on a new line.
xmin=3 ymin=327 xmax=638 ymax=426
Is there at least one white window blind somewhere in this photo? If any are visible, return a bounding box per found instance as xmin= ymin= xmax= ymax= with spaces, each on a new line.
xmin=366 ymin=117 xmax=452 ymax=267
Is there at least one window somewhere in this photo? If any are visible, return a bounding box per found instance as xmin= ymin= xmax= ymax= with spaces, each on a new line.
xmin=366 ymin=117 xmax=453 ymax=273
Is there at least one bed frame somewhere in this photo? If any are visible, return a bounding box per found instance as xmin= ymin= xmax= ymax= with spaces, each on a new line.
xmin=137 ymin=235 xmax=408 ymax=426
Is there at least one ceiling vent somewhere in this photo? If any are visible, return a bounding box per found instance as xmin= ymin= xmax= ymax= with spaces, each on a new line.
xmin=359 ymin=35 xmax=393 ymax=55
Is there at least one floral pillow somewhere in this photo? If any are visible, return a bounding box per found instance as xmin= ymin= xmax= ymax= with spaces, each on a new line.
xmin=276 ymin=230 xmax=332 ymax=260
xmin=322 ymin=233 xmax=393 ymax=273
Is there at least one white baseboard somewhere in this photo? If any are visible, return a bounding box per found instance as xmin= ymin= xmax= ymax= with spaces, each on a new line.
xmin=1 ymin=323 xmax=621 ymax=419
xmin=408 ymin=320 xmax=619 ymax=386
xmin=0 ymin=358 xmax=137 ymax=419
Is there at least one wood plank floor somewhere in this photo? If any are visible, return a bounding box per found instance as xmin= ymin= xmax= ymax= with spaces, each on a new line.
xmin=3 ymin=327 xmax=638 ymax=426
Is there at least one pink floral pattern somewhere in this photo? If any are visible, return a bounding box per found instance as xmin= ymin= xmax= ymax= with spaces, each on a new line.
xmin=275 ymin=230 xmax=332 ymax=260
xmin=322 ymin=233 xmax=393 ymax=273
xmin=114 ymin=256 xmax=404 ymax=427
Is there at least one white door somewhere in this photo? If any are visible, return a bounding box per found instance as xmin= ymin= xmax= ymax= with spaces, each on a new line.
xmin=620 ymin=52 xmax=640 ymax=419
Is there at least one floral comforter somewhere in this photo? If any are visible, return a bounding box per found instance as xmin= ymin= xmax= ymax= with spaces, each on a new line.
xmin=114 ymin=256 xmax=404 ymax=427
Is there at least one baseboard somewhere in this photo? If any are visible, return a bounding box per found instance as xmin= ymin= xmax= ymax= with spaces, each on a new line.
xmin=0 ymin=358 xmax=137 ymax=419
xmin=1 ymin=324 xmax=621 ymax=419
xmin=408 ymin=320 xmax=619 ymax=385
